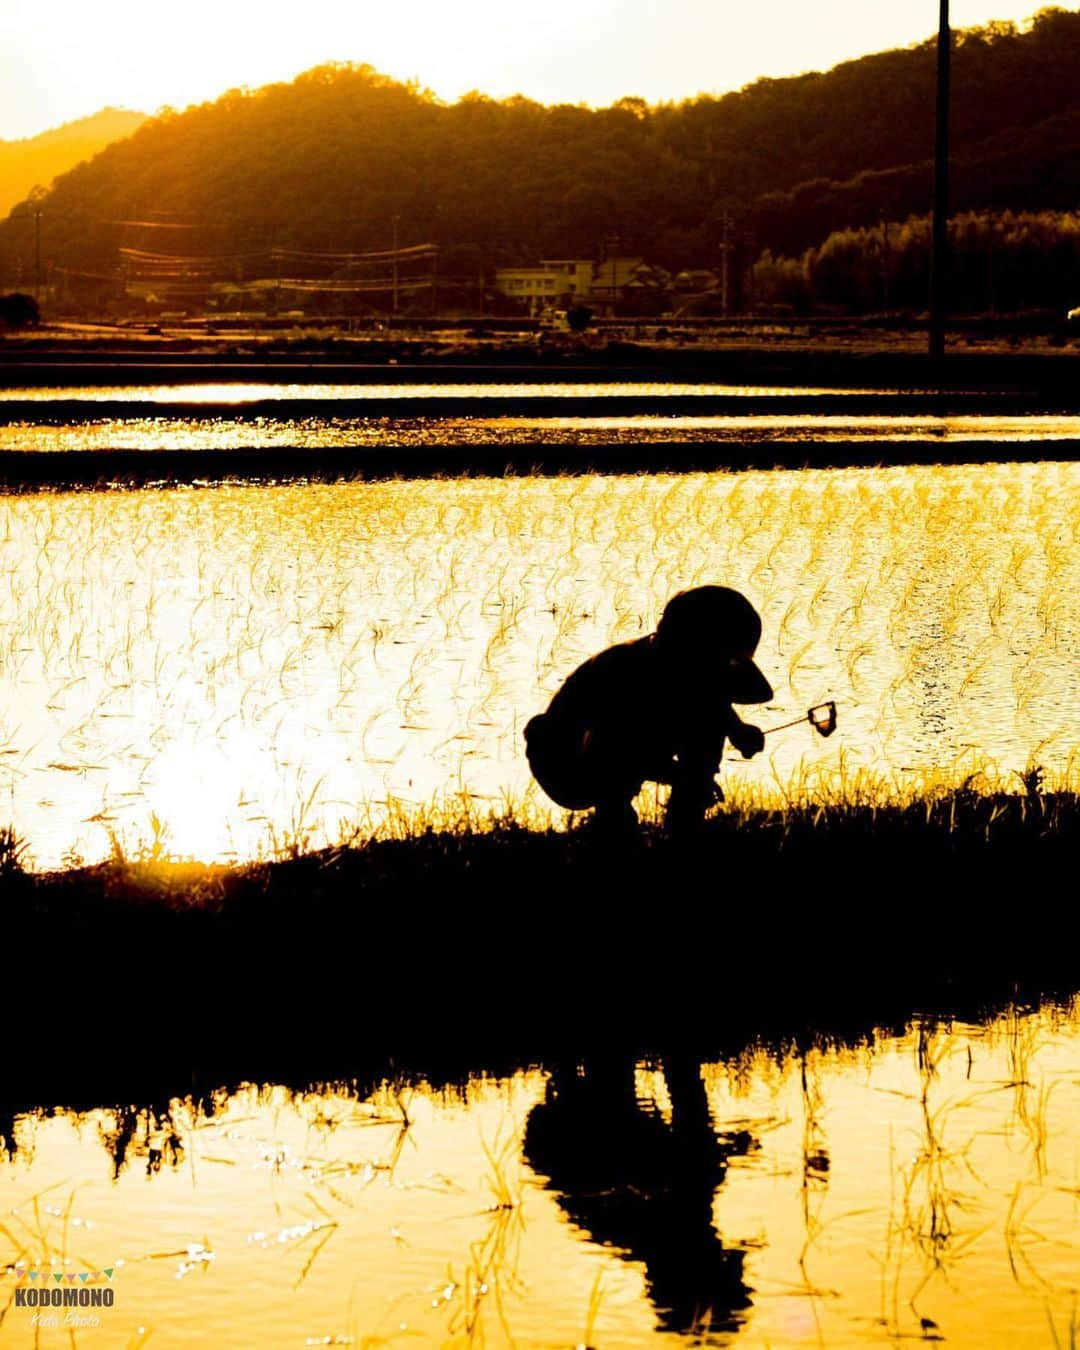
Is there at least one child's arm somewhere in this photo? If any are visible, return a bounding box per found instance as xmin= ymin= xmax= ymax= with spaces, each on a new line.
xmin=723 ymin=706 xmax=766 ymax=759
xmin=668 ymin=704 xmax=764 ymax=782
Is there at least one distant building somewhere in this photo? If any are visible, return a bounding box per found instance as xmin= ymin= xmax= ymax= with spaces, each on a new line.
xmin=494 ymin=259 xmax=594 ymax=314
xmin=672 ymin=268 xmax=719 ymax=293
xmin=495 ymin=255 xmax=672 ymax=315
xmin=589 ymin=257 xmax=670 ymax=313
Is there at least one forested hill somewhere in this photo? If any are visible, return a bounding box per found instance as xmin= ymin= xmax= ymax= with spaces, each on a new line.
xmin=0 ymin=109 xmax=147 ymax=217
xmin=2 ymin=7 xmax=1078 ymax=279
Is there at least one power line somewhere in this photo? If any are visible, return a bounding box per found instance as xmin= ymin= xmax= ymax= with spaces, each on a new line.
xmin=273 ymin=276 xmax=434 ymax=293
xmin=99 ymin=218 xmax=234 ymax=229
xmin=118 ymin=246 xmax=272 ymax=265
xmin=271 ymin=243 xmax=437 ymax=263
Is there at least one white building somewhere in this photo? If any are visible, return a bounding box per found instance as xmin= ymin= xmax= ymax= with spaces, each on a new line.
xmin=493 ymin=259 xmax=594 ymax=313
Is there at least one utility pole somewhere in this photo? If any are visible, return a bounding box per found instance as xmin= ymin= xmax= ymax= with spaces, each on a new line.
xmin=928 ymin=0 xmax=951 ymax=360
xmin=743 ymin=223 xmax=757 ymax=316
xmin=881 ymin=214 xmax=891 ymax=315
xmin=270 ymin=220 xmax=281 ymax=311
xmin=33 ymin=204 xmax=42 ymax=305
xmin=718 ymin=210 xmax=733 ymax=318
xmin=603 ymin=231 xmax=619 ymax=316
xmin=392 ymin=214 xmax=400 ymax=317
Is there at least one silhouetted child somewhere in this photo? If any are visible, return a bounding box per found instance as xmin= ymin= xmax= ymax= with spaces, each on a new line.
xmin=524 ymin=586 xmax=771 ymax=833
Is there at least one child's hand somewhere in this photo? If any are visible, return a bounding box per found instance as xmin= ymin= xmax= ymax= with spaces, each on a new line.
xmin=731 ymin=723 xmax=765 ymax=758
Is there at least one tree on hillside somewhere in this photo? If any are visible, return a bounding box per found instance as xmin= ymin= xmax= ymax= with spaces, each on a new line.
xmin=0 ymin=292 xmax=39 ymax=326
xmin=753 ymin=210 xmax=1080 ymax=315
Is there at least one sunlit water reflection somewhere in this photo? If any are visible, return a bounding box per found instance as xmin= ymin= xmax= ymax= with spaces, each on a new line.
xmin=0 ymin=462 xmax=1077 ymax=868
xmin=2 ymin=1002 xmax=1079 ymax=1347
xmin=2 ymin=380 xmax=1079 ymax=452
xmin=2 ymin=413 xmax=1080 ymax=452
xmin=0 ymin=382 xmax=875 ymax=403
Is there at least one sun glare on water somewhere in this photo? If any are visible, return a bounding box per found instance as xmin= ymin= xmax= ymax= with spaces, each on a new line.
xmin=142 ymin=738 xmax=264 ymax=862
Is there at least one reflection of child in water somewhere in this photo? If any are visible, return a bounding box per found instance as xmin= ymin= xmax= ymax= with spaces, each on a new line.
xmin=524 ymin=587 xmax=772 ymax=833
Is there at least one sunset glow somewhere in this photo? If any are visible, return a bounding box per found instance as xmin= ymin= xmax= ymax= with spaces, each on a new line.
xmin=2 ymin=0 xmax=1079 ymax=1341
xmin=0 ymin=0 xmax=1070 ymax=140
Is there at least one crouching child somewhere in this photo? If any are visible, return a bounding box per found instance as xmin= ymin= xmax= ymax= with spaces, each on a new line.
xmin=524 ymin=586 xmax=772 ymax=835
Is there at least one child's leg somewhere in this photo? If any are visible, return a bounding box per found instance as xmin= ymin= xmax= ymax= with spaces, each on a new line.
xmin=576 ymin=726 xmax=645 ymax=835
xmin=666 ymin=748 xmax=723 ymax=834
xmin=666 ymin=781 xmax=715 ymax=833
xmin=524 ymin=714 xmax=595 ymax=810
xmin=592 ymin=794 xmax=640 ymax=836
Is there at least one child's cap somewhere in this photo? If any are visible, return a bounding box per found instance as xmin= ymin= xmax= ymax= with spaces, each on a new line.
xmin=656 ymin=586 xmax=774 ymax=704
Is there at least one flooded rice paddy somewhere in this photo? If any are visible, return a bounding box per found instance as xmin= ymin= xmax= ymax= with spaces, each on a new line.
xmin=3 ymin=1001 xmax=1080 ymax=1347
xmin=2 ymin=381 xmax=1079 ymax=1348
xmin=0 ymin=458 xmax=1076 ymax=868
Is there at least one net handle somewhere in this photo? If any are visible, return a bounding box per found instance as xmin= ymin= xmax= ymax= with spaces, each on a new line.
xmin=762 ymin=701 xmax=837 ymax=737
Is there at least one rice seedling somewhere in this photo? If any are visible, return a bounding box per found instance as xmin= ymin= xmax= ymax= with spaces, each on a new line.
xmin=445 ymin=1184 xmax=525 ymax=1347
xmin=0 ymin=825 xmax=29 ymax=878
xmin=574 ymin=1267 xmax=606 ymax=1350
xmin=479 ymin=1122 xmax=523 ymax=1215
xmin=1046 ymin=1301 xmax=1079 ymax=1350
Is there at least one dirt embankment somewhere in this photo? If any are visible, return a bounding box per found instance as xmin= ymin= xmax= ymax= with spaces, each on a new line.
xmin=3 ymin=790 xmax=1075 ymax=1040
xmin=2 ymin=322 xmax=1079 ymax=392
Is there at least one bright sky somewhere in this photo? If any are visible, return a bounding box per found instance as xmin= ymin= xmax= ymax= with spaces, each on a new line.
xmin=0 ymin=0 xmax=1070 ymax=141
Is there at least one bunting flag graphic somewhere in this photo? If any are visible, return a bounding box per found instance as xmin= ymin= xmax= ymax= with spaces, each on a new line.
xmin=4 ymin=1265 xmax=120 ymax=1284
